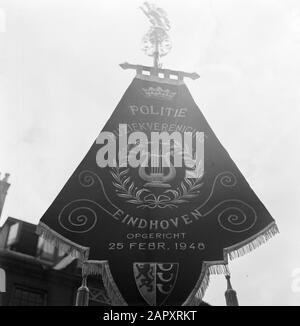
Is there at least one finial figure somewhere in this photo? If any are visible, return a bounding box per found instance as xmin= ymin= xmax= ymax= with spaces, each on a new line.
xmin=119 ymin=3 xmax=199 ymax=83
xmin=140 ymin=2 xmax=170 ymax=31
xmin=140 ymin=2 xmax=172 ymax=69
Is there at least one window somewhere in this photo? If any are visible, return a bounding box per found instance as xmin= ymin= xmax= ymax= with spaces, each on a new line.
xmin=10 ymin=285 xmax=47 ymax=306
xmin=6 ymin=223 xmax=19 ymax=248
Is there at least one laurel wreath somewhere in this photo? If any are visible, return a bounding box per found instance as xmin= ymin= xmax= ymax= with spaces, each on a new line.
xmin=110 ymin=166 xmax=203 ymax=209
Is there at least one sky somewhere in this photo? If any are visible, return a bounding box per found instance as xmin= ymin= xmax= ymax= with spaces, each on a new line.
xmin=0 ymin=0 xmax=300 ymax=306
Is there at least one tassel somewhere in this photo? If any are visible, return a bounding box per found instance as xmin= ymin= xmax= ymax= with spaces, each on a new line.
xmin=75 ymin=275 xmax=90 ymax=306
xmin=228 ymin=222 xmax=279 ymax=260
xmin=80 ymin=260 xmax=127 ymax=306
xmin=184 ymin=222 xmax=278 ymax=306
xmin=225 ymin=275 xmax=239 ymax=306
xmin=82 ymin=260 xmax=105 ymax=276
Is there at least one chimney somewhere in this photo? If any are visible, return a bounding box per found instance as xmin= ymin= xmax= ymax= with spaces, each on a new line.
xmin=0 ymin=173 xmax=10 ymax=221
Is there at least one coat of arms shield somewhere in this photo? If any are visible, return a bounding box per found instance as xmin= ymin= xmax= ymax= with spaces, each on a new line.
xmin=133 ymin=263 xmax=178 ymax=306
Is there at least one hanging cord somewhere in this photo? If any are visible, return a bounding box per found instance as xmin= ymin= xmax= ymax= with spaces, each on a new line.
xmin=75 ymin=266 xmax=90 ymax=306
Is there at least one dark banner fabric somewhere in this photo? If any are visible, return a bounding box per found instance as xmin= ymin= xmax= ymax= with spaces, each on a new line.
xmin=37 ymin=77 xmax=278 ymax=306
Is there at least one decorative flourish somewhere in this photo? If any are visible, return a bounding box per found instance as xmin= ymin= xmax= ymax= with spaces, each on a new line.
xmin=79 ymin=170 xmax=98 ymax=187
xmin=197 ymin=171 xmax=237 ymax=210
xmin=201 ymin=199 xmax=257 ymax=233
xmin=217 ymin=200 xmax=257 ymax=233
xmin=219 ymin=173 xmax=237 ymax=187
xmin=191 ymin=172 xmax=257 ymax=233
xmin=110 ymin=166 xmax=203 ymax=209
xmin=58 ymin=199 xmax=101 ymax=233
xmin=78 ymin=170 xmax=119 ymax=210
xmin=140 ymin=194 xmax=171 ymax=209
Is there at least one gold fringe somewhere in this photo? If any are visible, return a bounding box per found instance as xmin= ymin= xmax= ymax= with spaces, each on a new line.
xmin=226 ymin=222 xmax=279 ymax=260
xmin=102 ymin=262 xmax=128 ymax=306
xmin=185 ymin=222 xmax=279 ymax=305
xmin=194 ymin=268 xmax=210 ymax=303
xmin=82 ymin=260 xmax=127 ymax=306
xmin=36 ymin=222 xmax=89 ymax=261
xmin=191 ymin=263 xmax=229 ymax=304
xmin=82 ymin=260 xmax=106 ymax=276
xmin=37 ymin=221 xmax=278 ymax=306
xmin=36 ymin=223 xmax=127 ymax=305
xmin=208 ymin=264 xmax=229 ymax=276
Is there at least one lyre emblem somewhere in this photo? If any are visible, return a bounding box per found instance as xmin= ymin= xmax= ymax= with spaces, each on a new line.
xmin=139 ymin=151 xmax=176 ymax=188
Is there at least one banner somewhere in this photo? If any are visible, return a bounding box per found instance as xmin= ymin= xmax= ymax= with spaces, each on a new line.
xmin=37 ymin=76 xmax=278 ymax=305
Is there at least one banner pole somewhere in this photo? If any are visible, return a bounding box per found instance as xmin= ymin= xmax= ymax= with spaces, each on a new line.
xmin=75 ymin=273 xmax=89 ymax=306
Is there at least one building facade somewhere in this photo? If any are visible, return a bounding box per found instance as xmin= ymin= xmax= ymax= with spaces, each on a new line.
xmin=0 ymin=217 xmax=110 ymax=306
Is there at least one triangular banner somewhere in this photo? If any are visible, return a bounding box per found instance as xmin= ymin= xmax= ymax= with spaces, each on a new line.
xmin=37 ymin=76 xmax=278 ymax=305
